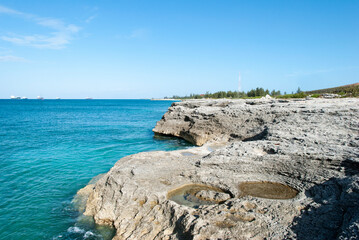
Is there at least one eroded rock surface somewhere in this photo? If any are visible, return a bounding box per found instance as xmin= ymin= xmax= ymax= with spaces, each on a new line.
xmin=83 ymin=98 xmax=359 ymax=239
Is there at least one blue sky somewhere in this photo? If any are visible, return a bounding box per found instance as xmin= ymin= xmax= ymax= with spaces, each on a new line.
xmin=0 ymin=0 xmax=358 ymax=99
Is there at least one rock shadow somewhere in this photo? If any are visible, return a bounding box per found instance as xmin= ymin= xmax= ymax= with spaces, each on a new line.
xmin=230 ymin=127 xmax=269 ymax=142
xmin=174 ymin=215 xmax=194 ymax=240
xmin=242 ymin=127 xmax=268 ymax=142
xmin=341 ymin=158 xmax=359 ymax=176
xmin=289 ymin=176 xmax=359 ymax=240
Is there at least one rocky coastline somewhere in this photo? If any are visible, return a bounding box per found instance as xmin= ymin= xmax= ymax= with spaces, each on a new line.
xmin=81 ymin=98 xmax=359 ymax=239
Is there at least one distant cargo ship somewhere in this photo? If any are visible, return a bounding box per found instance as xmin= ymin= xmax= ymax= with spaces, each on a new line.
xmin=37 ymin=96 xmax=44 ymax=100
xmin=10 ymin=96 xmax=21 ymax=99
xmin=21 ymin=97 xmax=28 ymax=99
xmin=85 ymin=97 xmax=93 ymax=100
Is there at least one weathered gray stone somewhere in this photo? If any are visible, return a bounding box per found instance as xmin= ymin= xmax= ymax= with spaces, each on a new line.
xmin=322 ymin=93 xmax=340 ymax=98
xmin=81 ymin=98 xmax=359 ymax=239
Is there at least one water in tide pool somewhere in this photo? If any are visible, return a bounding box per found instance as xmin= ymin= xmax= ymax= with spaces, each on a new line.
xmin=0 ymin=99 xmax=191 ymax=240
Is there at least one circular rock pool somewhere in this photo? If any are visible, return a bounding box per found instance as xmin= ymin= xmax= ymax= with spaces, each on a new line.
xmin=239 ymin=181 xmax=298 ymax=199
xmin=167 ymin=184 xmax=231 ymax=208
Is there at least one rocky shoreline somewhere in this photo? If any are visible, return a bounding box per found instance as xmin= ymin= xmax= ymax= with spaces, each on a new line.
xmin=81 ymin=98 xmax=359 ymax=239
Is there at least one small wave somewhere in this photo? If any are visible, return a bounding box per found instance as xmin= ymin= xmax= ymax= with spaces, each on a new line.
xmin=67 ymin=226 xmax=85 ymax=234
xmin=52 ymin=234 xmax=63 ymax=239
xmin=84 ymin=231 xmax=100 ymax=239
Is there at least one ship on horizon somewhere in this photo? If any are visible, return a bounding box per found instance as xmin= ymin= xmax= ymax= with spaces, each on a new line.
xmin=37 ymin=96 xmax=44 ymax=100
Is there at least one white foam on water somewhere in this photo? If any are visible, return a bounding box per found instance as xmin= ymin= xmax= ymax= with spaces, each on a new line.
xmin=84 ymin=230 xmax=101 ymax=239
xmin=67 ymin=226 xmax=85 ymax=234
xmin=84 ymin=231 xmax=94 ymax=238
xmin=52 ymin=234 xmax=63 ymax=239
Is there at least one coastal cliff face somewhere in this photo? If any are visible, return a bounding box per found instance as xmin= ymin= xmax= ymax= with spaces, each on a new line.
xmin=83 ymin=98 xmax=359 ymax=240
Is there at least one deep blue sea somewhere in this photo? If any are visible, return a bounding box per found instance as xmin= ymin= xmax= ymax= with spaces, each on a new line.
xmin=0 ymin=99 xmax=190 ymax=240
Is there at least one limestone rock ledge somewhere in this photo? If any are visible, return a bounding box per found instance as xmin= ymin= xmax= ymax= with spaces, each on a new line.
xmin=83 ymin=98 xmax=359 ymax=239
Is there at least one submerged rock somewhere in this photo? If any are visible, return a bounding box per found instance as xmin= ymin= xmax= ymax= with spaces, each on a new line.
xmin=167 ymin=183 xmax=229 ymax=208
xmin=194 ymin=189 xmax=231 ymax=203
xmin=82 ymin=98 xmax=359 ymax=239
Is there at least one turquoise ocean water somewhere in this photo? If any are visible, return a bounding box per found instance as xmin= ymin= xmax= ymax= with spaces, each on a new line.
xmin=0 ymin=99 xmax=190 ymax=240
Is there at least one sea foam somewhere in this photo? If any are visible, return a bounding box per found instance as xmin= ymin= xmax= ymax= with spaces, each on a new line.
xmin=67 ymin=226 xmax=85 ymax=234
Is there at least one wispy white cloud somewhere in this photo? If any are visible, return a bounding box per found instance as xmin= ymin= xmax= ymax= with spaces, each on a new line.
xmin=0 ymin=55 xmax=27 ymax=62
xmin=85 ymin=14 xmax=97 ymax=23
xmin=84 ymin=5 xmax=98 ymax=23
xmin=0 ymin=5 xmax=80 ymax=49
xmin=0 ymin=5 xmax=23 ymax=15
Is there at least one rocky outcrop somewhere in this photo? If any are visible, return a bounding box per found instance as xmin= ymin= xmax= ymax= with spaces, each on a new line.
xmin=153 ymin=99 xmax=275 ymax=146
xmin=83 ymin=98 xmax=359 ymax=239
xmin=153 ymin=98 xmax=358 ymax=147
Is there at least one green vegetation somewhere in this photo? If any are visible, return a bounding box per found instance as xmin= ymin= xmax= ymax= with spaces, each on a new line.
xmin=276 ymin=92 xmax=308 ymax=99
xmin=306 ymin=83 xmax=359 ymax=97
xmin=276 ymin=87 xmax=308 ymax=98
xmin=310 ymin=94 xmax=321 ymax=98
xmin=166 ymin=83 xmax=359 ymax=100
xmin=167 ymin=87 xmax=281 ymax=99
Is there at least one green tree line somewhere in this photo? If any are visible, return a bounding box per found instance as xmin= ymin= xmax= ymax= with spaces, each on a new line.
xmin=165 ymin=84 xmax=359 ymax=99
xmin=167 ymin=87 xmax=282 ymax=99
